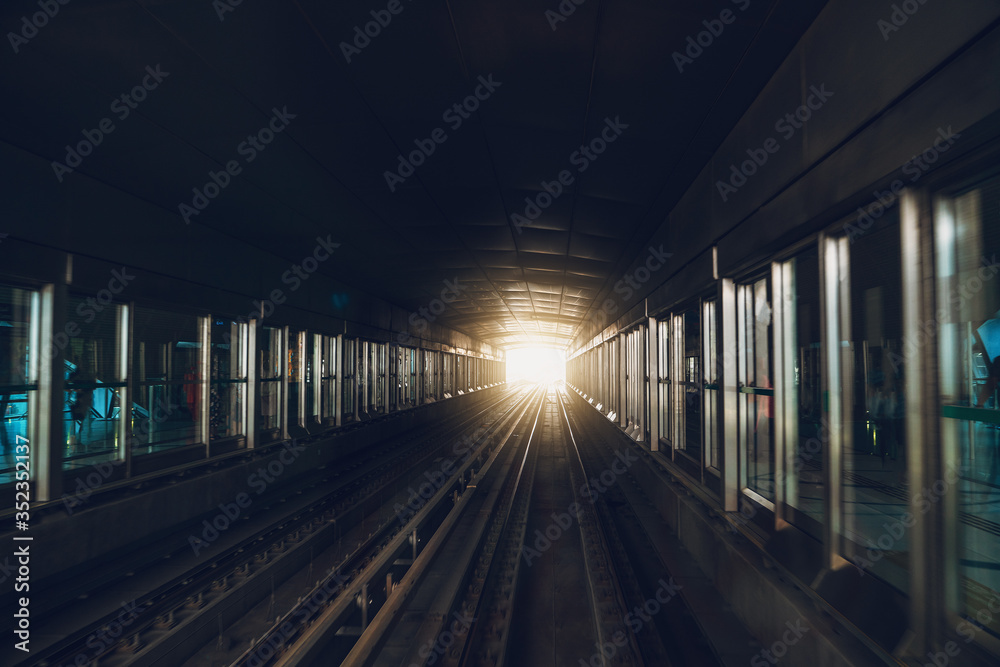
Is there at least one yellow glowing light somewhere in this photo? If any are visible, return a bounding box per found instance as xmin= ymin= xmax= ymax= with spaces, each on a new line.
xmin=505 ymin=347 xmax=565 ymax=384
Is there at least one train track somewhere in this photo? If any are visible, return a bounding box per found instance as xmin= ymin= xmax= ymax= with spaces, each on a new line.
xmin=20 ymin=386 xmax=527 ymax=667
xmin=29 ymin=382 xmax=725 ymax=667
xmin=311 ymin=384 xmax=715 ymax=667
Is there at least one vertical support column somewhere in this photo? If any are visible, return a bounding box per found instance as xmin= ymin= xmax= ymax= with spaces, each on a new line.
xmin=35 ymin=276 xmax=66 ymax=503
xmin=281 ymin=326 xmax=290 ymax=441
xmin=200 ymin=316 xmax=210 ymax=456
xmin=903 ymin=188 xmax=937 ymax=652
xmin=415 ymin=349 xmax=422 ymax=405
xmin=120 ymin=303 xmax=133 ymax=477
xmin=672 ymin=316 xmax=683 ymax=458
xmin=334 ymin=335 xmax=343 ymax=427
xmin=820 ymin=234 xmax=846 ymax=570
xmin=774 ymin=261 xmax=794 ymax=523
xmin=720 ymin=278 xmax=739 ymax=511
xmin=313 ymin=333 xmax=322 ymax=425
xmin=382 ymin=344 xmax=390 ymax=413
xmin=358 ymin=341 xmax=364 ymax=415
xmin=298 ymin=332 xmax=307 ymax=426
xmin=619 ymin=333 xmax=627 ymax=428
xmin=246 ymin=319 xmax=258 ymax=449
xmin=647 ymin=317 xmax=659 ymax=452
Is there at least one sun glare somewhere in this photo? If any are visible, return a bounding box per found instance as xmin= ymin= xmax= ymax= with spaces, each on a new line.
xmin=506 ymin=347 xmax=565 ymax=384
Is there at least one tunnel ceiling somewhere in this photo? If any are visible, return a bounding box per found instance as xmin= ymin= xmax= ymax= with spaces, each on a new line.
xmin=1 ymin=0 xmax=827 ymax=349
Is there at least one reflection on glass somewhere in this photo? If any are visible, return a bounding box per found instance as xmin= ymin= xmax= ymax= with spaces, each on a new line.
xmin=443 ymin=352 xmax=453 ymax=396
xmin=0 ymin=287 xmax=36 ymax=482
xmin=658 ymin=319 xmax=671 ymax=445
xmin=132 ymin=307 xmax=200 ymax=453
xmin=320 ymin=336 xmax=335 ymax=421
xmin=409 ymin=349 xmax=418 ymax=404
xmin=342 ymin=338 xmax=356 ymax=422
xmin=423 ymin=350 xmax=436 ymax=402
xmin=64 ymin=295 xmax=124 ymax=468
xmin=304 ymin=333 xmax=316 ymax=423
xmin=937 ymin=175 xmax=1000 ymax=633
xmin=287 ymin=331 xmax=301 ymax=427
xmin=259 ymin=326 xmax=282 ymax=438
xmin=609 ymin=338 xmax=619 ymax=416
xmin=704 ymin=301 xmax=719 ymax=469
xmin=787 ymin=247 xmax=825 ymax=532
xmin=682 ymin=307 xmax=702 ymax=460
xmin=739 ymin=277 xmax=774 ymax=500
xmin=842 ymin=210 xmax=908 ymax=591
xmin=210 ymin=320 xmax=245 ymax=441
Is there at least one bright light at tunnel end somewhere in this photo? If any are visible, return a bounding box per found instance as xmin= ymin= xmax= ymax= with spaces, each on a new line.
xmin=505 ymin=347 xmax=566 ymax=385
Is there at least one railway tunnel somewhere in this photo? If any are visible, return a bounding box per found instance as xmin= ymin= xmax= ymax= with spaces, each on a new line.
xmin=1 ymin=0 xmax=1000 ymax=665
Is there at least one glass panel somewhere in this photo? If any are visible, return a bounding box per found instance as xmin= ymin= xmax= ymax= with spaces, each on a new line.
xmin=704 ymin=300 xmax=719 ymax=469
xmin=423 ymin=350 xmax=435 ymax=401
xmin=131 ymin=307 xmax=201 ymax=453
xmin=787 ymin=247 xmax=825 ymax=532
xmin=364 ymin=341 xmax=372 ymax=412
xmin=672 ymin=314 xmax=684 ymax=447
xmin=840 ymin=209 xmax=908 ymax=590
xmin=210 ymin=319 xmax=246 ymax=440
xmin=287 ymin=331 xmax=301 ymax=427
xmin=410 ymin=349 xmax=418 ymax=404
xmin=259 ymin=326 xmax=282 ymax=436
xmin=682 ymin=307 xmax=702 ymax=460
xmin=937 ymin=175 xmax=1000 ymax=633
xmin=444 ymin=353 xmax=453 ymax=395
xmin=320 ymin=336 xmax=335 ymax=421
xmin=304 ymin=333 xmax=316 ymax=423
xmin=658 ymin=319 xmax=671 ymax=444
xmin=739 ymin=278 xmax=775 ymax=500
xmin=64 ymin=296 xmax=124 ymax=467
xmin=369 ymin=342 xmax=379 ymax=411
xmin=342 ymin=338 xmax=356 ymax=423
xmin=609 ymin=338 xmax=619 ymax=416
xmin=0 ymin=286 xmax=36 ymax=483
